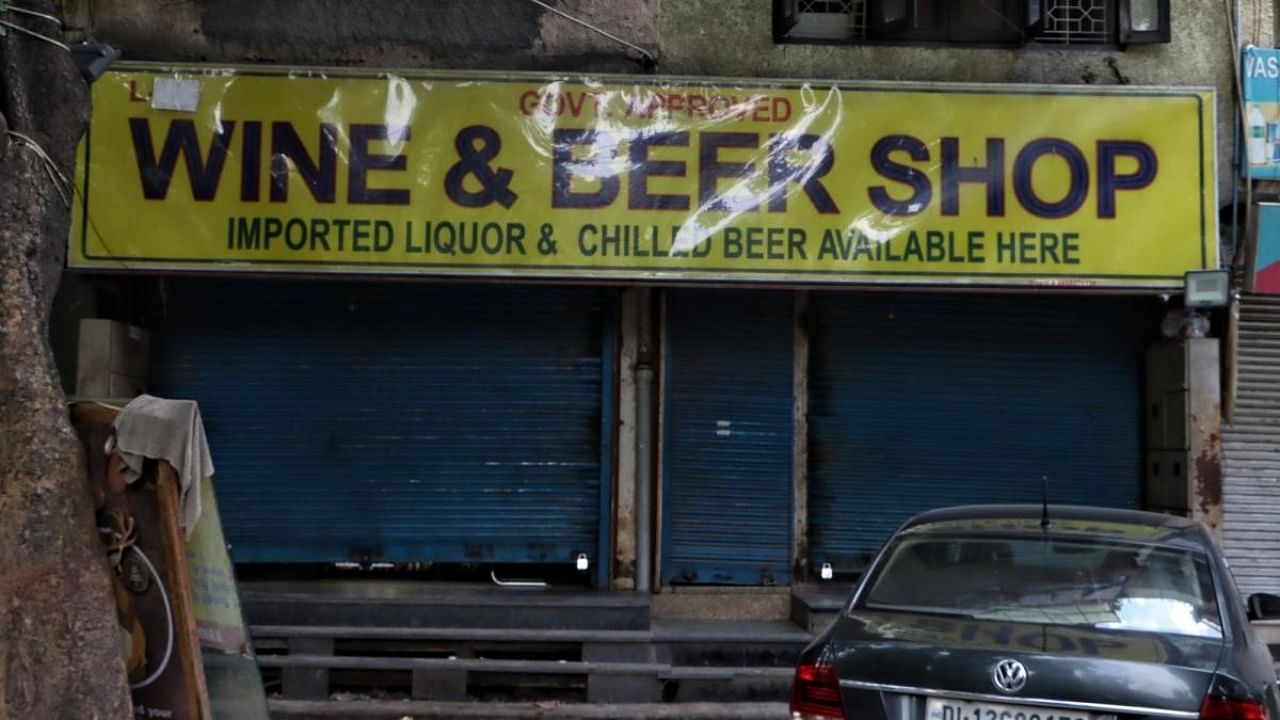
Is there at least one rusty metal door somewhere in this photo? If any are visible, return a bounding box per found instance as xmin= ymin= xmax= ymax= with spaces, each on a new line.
xmin=1223 ymin=294 xmax=1280 ymax=595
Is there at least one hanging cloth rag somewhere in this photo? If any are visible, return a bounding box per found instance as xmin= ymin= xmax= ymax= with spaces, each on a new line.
xmin=108 ymin=394 xmax=214 ymax=538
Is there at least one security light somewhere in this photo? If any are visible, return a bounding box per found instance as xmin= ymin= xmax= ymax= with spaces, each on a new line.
xmin=1184 ymin=269 xmax=1230 ymax=309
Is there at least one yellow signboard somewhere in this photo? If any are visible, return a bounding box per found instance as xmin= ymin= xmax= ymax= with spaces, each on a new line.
xmin=71 ymin=64 xmax=1217 ymax=287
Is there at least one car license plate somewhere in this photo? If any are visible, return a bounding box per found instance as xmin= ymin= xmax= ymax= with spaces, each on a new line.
xmin=926 ymin=698 xmax=1090 ymax=720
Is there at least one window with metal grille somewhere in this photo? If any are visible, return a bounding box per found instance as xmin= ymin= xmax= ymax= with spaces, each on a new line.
xmin=1037 ymin=0 xmax=1111 ymax=44
xmin=776 ymin=0 xmax=1168 ymax=46
xmin=787 ymin=0 xmax=866 ymax=40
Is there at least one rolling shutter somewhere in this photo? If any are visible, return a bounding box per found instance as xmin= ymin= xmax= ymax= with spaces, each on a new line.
xmin=808 ymin=292 xmax=1150 ymax=571
xmin=150 ymin=279 xmax=613 ymax=569
xmin=1223 ymin=294 xmax=1280 ymax=595
xmin=660 ymin=290 xmax=795 ymax=585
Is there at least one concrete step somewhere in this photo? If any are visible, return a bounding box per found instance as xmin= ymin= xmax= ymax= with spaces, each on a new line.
xmin=789 ymin=583 xmax=853 ymax=633
xmin=252 ymin=619 xmax=809 ymax=704
xmin=1253 ymin=620 xmax=1280 ymax=646
xmin=253 ymin=618 xmax=809 ymax=666
xmin=258 ymin=650 xmax=797 ymax=702
xmin=259 ymin=653 xmax=795 ymax=680
xmin=253 ymin=618 xmax=810 ymax=642
xmin=241 ymin=580 xmax=650 ymax=631
xmin=270 ymin=699 xmax=791 ymax=719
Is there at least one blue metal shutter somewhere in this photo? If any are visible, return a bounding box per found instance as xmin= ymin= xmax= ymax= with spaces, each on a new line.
xmin=808 ymin=292 xmax=1150 ymax=571
xmin=661 ymin=289 xmax=794 ymax=585
xmin=150 ymin=279 xmax=614 ymax=569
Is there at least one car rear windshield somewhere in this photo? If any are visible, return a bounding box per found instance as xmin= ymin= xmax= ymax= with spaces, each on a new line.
xmin=861 ymin=535 xmax=1223 ymax=638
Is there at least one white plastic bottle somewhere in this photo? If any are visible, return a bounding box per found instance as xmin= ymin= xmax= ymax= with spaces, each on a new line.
xmin=1249 ymin=105 xmax=1268 ymax=165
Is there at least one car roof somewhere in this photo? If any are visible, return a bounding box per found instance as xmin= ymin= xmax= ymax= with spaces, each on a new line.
xmin=898 ymin=504 xmax=1211 ymax=550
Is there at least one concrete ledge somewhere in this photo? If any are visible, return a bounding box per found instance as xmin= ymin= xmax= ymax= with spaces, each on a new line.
xmin=253 ymin=618 xmax=811 ymax=644
xmin=242 ymin=581 xmax=650 ymax=608
xmin=790 ymin=583 xmax=852 ymax=633
xmin=260 ymin=654 xmax=796 ymax=680
xmin=259 ymin=654 xmax=664 ymax=675
xmin=652 ymin=587 xmax=791 ymax=621
xmin=270 ymin=699 xmax=790 ymax=719
xmin=1253 ymin=620 xmax=1280 ymax=645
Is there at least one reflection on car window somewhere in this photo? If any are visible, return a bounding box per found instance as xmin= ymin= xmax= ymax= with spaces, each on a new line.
xmin=862 ymin=536 xmax=1223 ymax=638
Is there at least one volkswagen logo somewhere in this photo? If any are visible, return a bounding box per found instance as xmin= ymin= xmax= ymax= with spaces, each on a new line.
xmin=992 ymin=659 xmax=1027 ymax=693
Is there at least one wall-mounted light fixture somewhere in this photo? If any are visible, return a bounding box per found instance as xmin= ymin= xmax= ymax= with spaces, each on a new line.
xmin=1119 ymin=0 xmax=1170 ymax=44
xmin=1185 ymin=269 xmax=1231 ymax=309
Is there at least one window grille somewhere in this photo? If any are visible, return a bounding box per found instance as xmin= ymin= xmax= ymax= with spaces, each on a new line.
xmin=798 ymin=0 xmax=852 ymax=12
xmin=793 ymin=0 xmax=867 ymax=40
xmin=1039 ymin=0 xmax=1110 ymax=44
xmin=849 ymin=0 xmax=866 ymax=38
xmin=778 ymin=0 xmax=1151 ymax=46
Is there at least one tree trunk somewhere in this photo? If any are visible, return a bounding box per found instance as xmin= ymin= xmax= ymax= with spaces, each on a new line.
xmin=0 ymin=3 xmax=133 ymax=718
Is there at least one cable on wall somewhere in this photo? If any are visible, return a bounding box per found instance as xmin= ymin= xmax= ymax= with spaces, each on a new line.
xmin=522 ymin=0 xmax=658 ymax=68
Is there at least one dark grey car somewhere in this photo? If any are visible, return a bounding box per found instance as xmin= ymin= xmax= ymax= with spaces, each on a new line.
xmin=791 ymin=505 xmax=1280 ymax=720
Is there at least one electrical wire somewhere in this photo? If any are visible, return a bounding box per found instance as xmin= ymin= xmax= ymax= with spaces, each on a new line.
xmin=0 ymin=18 xmax=68 ymax=50
xmin=1224 ymin=0 xmax=1252 ymax=272
xmin=4 ymin=4 xmax=62 ymax=25
xmin=7 ymin=131 xmax=71 ymax=207
xmin=96 ymin=526 xmax=176 ymax=691
xmin=975 ymin=0 xmax=1028 ymax=39
xmin=126 ymin=544 xmax=175 ymax=690
xmin=1252 ymin=0 xmax=1262 ymax=46
xmin=521 ymin=0 xmax=657 ymax=65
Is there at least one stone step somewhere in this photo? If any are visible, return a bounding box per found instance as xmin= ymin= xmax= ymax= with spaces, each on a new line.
xmin=241 ymin=580 xmax=650 ymax=631
xmin=789 ymin=582 xmax=853 ymax=633
xmin=252 ymin=619 xmax=810 ymax=670
xmin=253 ymin=618 xmax=810 ymax=643
xmin=243 ymin=583 xmax=812 ymax=704
xmin=259 ymin=653 xmax=795 ymax=704
xmin=270 ymin=699 xmax=791 ymax=719
xmin=260 ymin=653 xmax=796 ymax=678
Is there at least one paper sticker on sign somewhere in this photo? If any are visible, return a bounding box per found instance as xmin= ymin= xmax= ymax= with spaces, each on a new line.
xmin=151 ymin=78 xmax=200 ymax=112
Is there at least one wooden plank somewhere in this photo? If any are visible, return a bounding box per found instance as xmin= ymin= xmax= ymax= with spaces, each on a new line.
xmin=157 ymin=461 xmax=212 ymax=720
xmin=68 ymin=400 xmax=123 ymax=425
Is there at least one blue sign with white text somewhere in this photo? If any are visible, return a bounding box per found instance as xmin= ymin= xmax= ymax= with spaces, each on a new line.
xmin=1243 ymin=47 xmax=1280 ymax=178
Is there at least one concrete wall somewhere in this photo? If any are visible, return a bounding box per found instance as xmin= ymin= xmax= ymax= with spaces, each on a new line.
xmin=60 ymin=0 xmax=1241 ymax=586
xmin=658 ymin=0 xmax=1237 ymax=200
xmin=1243 ymin=0 xmax=1277 ymax=48
xmin=65 ymin=0 xmax=656 ymax=73
xmin=69 ymin=0 xmax=1239 ymax=201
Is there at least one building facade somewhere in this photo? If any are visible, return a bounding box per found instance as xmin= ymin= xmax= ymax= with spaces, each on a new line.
xmin=1224 ymin=4 xmax=1280 ymax=599
xmin=55 ymin=0 xmax=1238 ymax=593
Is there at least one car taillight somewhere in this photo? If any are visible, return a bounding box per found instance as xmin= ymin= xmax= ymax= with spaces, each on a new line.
xmin=1200 ymin=696 xmax=1269 ymax=720
xmin=791 ymin=662 xmax=846 ymax=720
